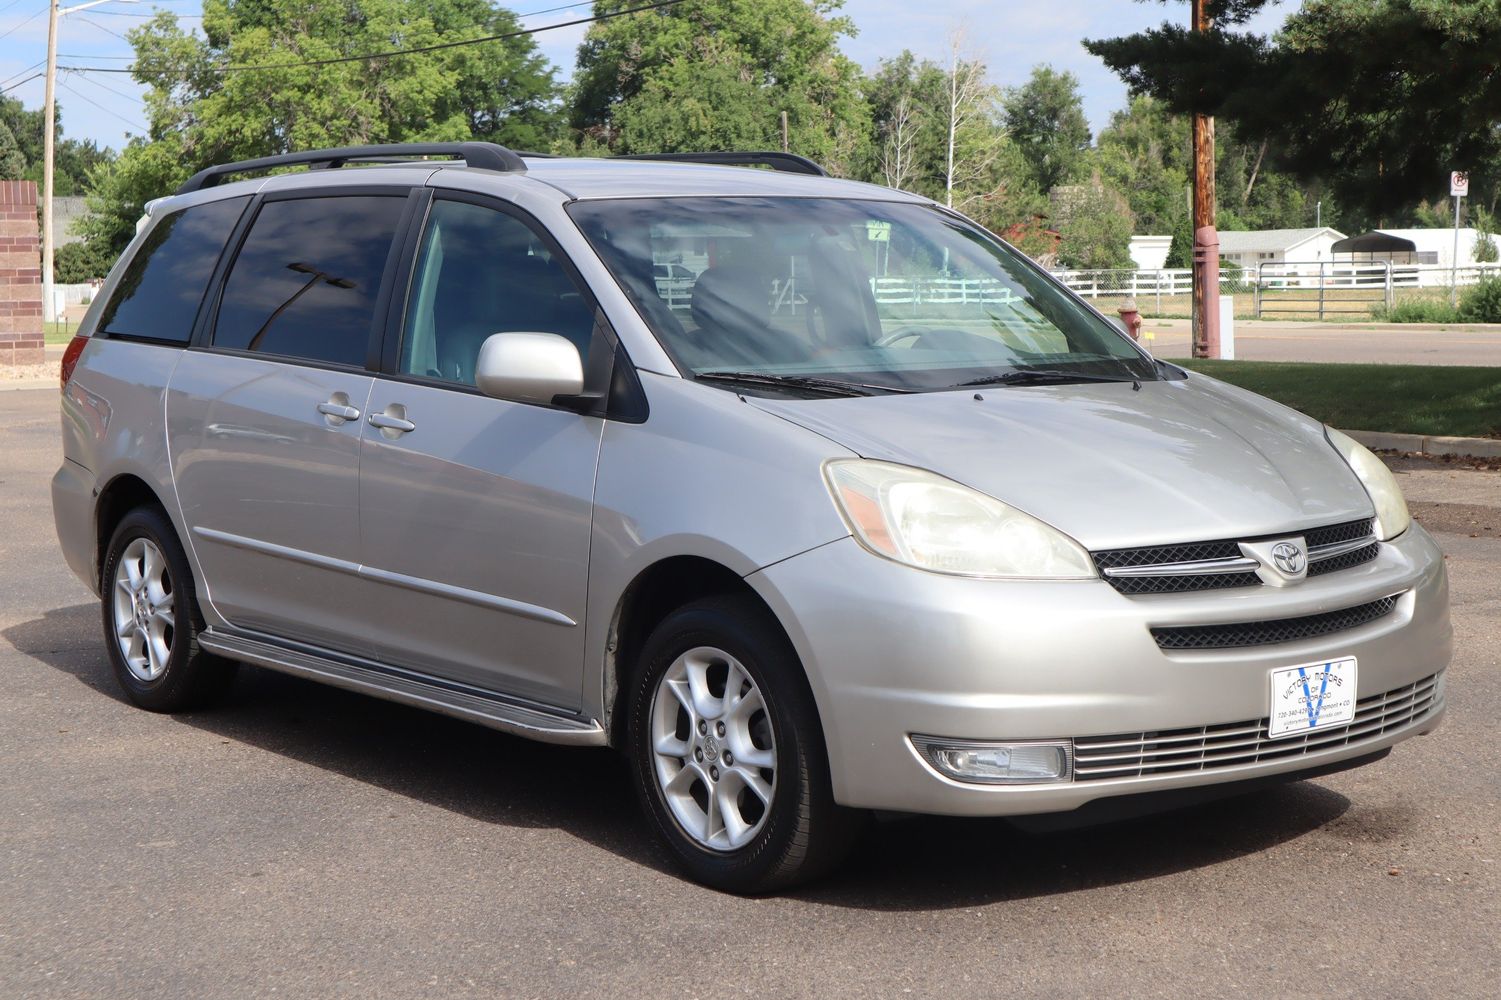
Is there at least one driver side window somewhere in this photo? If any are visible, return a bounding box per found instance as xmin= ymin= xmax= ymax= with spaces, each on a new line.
xmin=401 ymin=200 xmax=596 ymax=386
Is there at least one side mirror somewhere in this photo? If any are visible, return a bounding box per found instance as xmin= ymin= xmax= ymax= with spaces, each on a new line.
xmin=474 ymin=332 xmax=585 ymax=406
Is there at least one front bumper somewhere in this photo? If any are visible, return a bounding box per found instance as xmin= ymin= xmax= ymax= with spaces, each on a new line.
xmin=748 ymin=524 xmax=1452 ymax=817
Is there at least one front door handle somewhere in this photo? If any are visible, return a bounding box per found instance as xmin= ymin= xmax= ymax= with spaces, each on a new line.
xmin=317 ymin=394 xmax=360 ymax=424
xmin=317 ymin=401 xmax=361 ymax=421
xmin=369 ymin=405 xmax=416 ymax=436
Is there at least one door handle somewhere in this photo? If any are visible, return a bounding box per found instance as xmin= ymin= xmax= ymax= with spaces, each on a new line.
xmin=317 ymin=394 xmax=361 ymax=424
xmin=317 ymin=401 xmax=361 ymax=421
xmin=369 ymin=406 xmax=416 ymax=435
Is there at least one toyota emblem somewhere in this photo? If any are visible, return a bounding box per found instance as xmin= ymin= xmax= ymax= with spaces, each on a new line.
xmin=1271 ymin=541 xmax=1307 ymax=575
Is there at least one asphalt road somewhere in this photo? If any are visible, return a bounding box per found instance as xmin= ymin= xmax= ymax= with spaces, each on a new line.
xmin=1141 ymin=319 xmax=1501 ymax=366
xmin=2 ymin=387 xmax=1498 ymax=999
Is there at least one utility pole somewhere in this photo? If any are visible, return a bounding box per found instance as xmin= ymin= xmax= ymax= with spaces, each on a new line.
xmin=1190 ymin=0 xmax=1220 ymax=359
xmin=42 ymin=0 xmax=58 ymax=326
xmin=43 ymin=0 xmax=136 ymax=326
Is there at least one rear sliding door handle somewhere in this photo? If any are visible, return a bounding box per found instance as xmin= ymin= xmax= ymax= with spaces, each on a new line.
xmin=369 ymin=406 xmax=416 ymax=435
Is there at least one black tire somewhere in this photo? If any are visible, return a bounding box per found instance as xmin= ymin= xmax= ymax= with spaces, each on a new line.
xmin=627 ymin=594 xmax=863 ymax=893
xmin=100 ymin=506 xmax=236 ymax=712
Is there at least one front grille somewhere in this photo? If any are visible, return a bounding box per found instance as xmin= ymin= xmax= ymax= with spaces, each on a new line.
xmin=1094 ymin=517 xmax=1378 ymax=596
xmin=1094 ymin=540 xmax=1242 ymax=570
xmin=1109 ymin=571 xmax=1262 ymax=596
xmin=1072 ymin=672 xmax=1441 ymax=781
xmin=1151 ymin=596 xmax=1400 ymax=650
xmin=1307 ymin=518 xmax=1376 ymax=548
xmin=1308 ymin=542 xmax=1380 ymax=577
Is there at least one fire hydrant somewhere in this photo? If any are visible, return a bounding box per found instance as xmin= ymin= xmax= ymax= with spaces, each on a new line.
xmin=1117 ymin=297 xmax=1143 ymax=341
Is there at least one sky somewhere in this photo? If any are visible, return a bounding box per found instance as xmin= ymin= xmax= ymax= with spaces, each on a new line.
xmin=0 ymin=0 xmax=1293 ymax=154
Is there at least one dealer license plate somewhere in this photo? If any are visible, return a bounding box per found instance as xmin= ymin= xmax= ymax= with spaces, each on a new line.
xmin=1268 ymin=657 xmax=1358 ymax=739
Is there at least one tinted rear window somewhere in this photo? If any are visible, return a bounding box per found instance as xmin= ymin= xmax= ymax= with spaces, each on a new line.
xmin=97 ymin=196 xmax=250 ymax=343
xmin=211 ymin=195 xmax=405 ymax=367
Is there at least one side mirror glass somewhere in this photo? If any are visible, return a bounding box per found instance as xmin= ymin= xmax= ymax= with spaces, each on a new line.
xmin=474 ymin=332 xmax=585 ymax=406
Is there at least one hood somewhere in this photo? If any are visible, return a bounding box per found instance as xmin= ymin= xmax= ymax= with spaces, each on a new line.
xmin=747 ymin=374 xmax=1375 ymax=550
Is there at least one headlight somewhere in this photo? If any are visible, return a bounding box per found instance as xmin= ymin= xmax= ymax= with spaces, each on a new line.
xmin=823 ymin=460 xmax=1095 ymax=579
xmin=1326 ymin=427 xmax=1410 ymax=540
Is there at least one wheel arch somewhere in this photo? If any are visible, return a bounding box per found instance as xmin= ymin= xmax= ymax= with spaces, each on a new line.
xmin=94 ymin=473 xmax=171 ymax=590
xmin=602 ymin=555 xmax=807 ymax=749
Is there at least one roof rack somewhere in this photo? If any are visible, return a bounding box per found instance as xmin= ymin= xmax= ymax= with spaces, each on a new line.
xmin=614 ymin=151 xmax=828 ymax=176
xmin=176 ymin=141 xmax=528 ymax=195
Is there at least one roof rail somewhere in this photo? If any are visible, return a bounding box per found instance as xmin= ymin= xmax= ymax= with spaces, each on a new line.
xmin=176 ymin=141 xmax=528 ymax=195
xmin=614 ymin=151 xmax=828 ymax=176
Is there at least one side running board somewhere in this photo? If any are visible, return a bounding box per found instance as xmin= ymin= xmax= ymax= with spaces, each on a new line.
xmin=198 ymin=629 xmax=607 ymax=747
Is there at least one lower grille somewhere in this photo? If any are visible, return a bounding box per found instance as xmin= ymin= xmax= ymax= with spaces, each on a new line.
xmin=1151 ymin=595 xmax=1400 ymax=650
xmin=1072 ymin=672 xmax=1442 ymax=781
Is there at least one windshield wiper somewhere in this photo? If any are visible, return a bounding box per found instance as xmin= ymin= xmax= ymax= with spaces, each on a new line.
xmin=695 ymin=371 xmax=912 ymax=396
xmin=956 ymin=369 xmax=1141 ymax=388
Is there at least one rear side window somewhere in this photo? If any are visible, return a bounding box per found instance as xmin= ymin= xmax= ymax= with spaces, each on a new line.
xmin=211 ymin=195 xmax=405 ymax=367
xmin=97 ymin=196 xmax=250 ymax=343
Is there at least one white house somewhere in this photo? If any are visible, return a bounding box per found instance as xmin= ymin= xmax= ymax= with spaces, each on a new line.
xmin=1217 ymin=227 xmax=1347 ymax=270
xmin=1128 ymin=235 xmax=1173 ymax=270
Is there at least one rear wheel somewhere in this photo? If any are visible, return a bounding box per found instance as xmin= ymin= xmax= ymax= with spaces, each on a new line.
xmin=627 ymin=595 xmax=861 ymax=893
xmin=101 ymin=506 xmax=235 ymax=712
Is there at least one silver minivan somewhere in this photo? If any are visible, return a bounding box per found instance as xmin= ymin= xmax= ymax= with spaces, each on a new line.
xmin=53 ymin=143 xmax=1451 ymax=892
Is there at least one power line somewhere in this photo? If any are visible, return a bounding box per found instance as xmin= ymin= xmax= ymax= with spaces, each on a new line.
xmin=0 ymin=57 xmax=44 ymax=87
xmin=0 ymin=70 xmax=41 ymax=94
xmin=74 ymin=15 xmax=131 ymax=41
xmin=0 ymin=4 xmax=48 ymax=42
xmin=64 ymin=64 xmax=143 ymax=104
xmin=59 ymin=0 xmax=687 ymax=75
xmin=56 ymin=74 xmax=148 ymax=130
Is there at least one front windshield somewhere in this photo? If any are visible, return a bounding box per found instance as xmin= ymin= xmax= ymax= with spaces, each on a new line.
xmin=568 ymin=197 xmax=1158 ymax=392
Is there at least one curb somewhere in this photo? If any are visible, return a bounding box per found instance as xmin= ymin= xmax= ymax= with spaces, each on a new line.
xmin=1344 ymin=429 xmax=1501 ymax=460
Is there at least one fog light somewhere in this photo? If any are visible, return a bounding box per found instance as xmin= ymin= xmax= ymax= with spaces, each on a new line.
xmin=911 ymin=736 xmax=1072 ymax=785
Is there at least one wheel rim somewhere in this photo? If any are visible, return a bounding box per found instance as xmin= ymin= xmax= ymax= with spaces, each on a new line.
xmin=111 ymin=537 xmax=175 ymax=683
xmin=649 ymin=646 xmax=778 ymax=852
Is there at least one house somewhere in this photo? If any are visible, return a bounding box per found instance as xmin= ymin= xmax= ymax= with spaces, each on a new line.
xmin=1217 ymin=227 xmax=1347 ymax=270
xmin=1128 ymin=235 xmax=1173 ymax=270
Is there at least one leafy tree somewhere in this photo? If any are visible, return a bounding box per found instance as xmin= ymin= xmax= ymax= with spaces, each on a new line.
xmin=569 ymin=0 xmax=869 ymax=170
xmin=1052 ymin=175 xmax=1135 ymax=270
xmin=1004 ymin=65 xmax=1091 ymax=194
xmin=1086 ymin=0 xmax=1501 ymax=219
xmin=0 ymin=95 xmax=112 ymax=194
xmin=80 ymin=0 xmax=561 ymax=255
xmin=1093 ymin=95 xmax=1189 ymax=234
xmin=0 ymin=121 xmax=24 ymax=180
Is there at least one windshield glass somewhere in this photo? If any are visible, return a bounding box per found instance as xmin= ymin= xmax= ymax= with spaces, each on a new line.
xmin=568 ymin=197 xmax=1158 ymax=391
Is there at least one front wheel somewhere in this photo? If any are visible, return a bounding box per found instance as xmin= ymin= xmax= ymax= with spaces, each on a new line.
xmin=627 ymin=595 xmax=862 ymax=893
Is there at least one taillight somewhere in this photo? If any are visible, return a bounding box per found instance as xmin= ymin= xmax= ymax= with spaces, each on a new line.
xmin=60 ymin=335 xmax=88 ymax=392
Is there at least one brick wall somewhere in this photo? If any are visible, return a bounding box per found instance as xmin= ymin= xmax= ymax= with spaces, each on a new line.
xmin=0 ymin=180 xmax=43 ymax=367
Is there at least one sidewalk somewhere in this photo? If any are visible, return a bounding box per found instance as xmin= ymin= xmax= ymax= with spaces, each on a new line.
xmin=1141 ymin=318 xmax=1501 ymax=366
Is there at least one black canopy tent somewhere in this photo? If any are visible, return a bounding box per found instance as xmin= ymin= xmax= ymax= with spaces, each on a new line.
xmin=1332 ymin=232 xmax=1419 ymax=263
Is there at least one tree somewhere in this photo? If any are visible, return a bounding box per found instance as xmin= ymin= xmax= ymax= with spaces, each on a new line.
xmin=1086 ymin=0 xmax=1501 ymax=219
xmin=1052 ymin=175 xmax=1135 ymax=270
xmin=0 ymin=121 xmax=25 ymax=180
xmin=569 ymin=0 xmax=869 ymax=169
xmin=1004 ymin=66 xmax=1090 ymax=194
xmin=80 ymin=0 xmax=562 ymax=255
xmin=0 ymin=95 xmax=112 ymax=194
xmin=1093 ymin=95 xmax=1190 ymax=234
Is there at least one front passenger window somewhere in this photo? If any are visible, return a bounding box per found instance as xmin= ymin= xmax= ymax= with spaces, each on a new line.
xmin=401 ymin=200 xmax=597 ymax=386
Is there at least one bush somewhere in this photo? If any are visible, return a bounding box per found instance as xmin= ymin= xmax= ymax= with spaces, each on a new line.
xmin=1370 ymin=298 xmax=1460 ymax=323
xmin=53 ymin=239 xmax=114 ymax=283
xmin=1458 ymin=275 xmax=1501 ymax=323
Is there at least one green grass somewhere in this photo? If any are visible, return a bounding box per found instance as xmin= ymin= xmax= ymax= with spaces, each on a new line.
xmin=44 ymin=320 xmax=78 ymax=345
xmin=1173 ymin=359 xmax=1501 ymax=439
